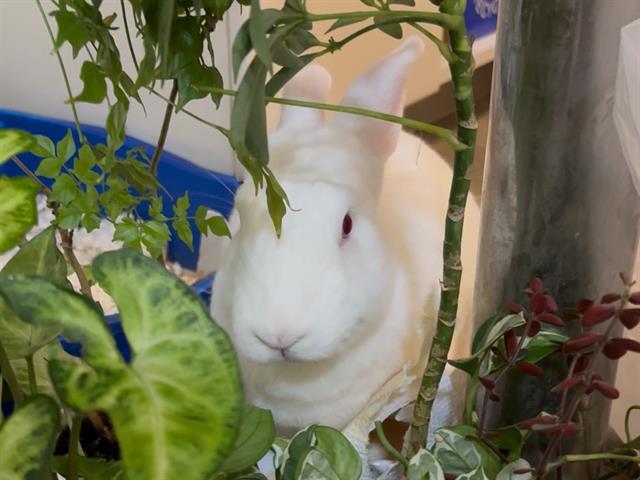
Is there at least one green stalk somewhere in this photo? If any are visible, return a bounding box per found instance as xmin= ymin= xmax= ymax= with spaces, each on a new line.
xmin=35 ymin=0 xmax=86 ymax=144
xmin=0 ymin=340 xmax=24 ymax=406
xmin=26 ymin=354 xmax=38 ymax=395
xmin=66 ymin=414 xmax=82 ymax=480
xmin=624 ymin=405 xmax=640 ymax=443
xmin=404 ymin=0 xmax=477 ymax=456
xmin=305 ymin=10 xmax=460 ymax=30
xmin=210 ymin=87 xmax=465 ymax=151
xmin=375 ymin=421 xmax=409 ymax=469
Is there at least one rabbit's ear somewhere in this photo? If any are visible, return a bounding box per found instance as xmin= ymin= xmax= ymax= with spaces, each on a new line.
xmin=333 ymin=37 xmax=424 ymax=158
xmin=278 ymin=64 xmax=332 ymax=130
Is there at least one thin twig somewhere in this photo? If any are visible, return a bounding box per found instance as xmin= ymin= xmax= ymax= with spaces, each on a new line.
xmin=120 ymin=0 xmax=139 ymax=71
xmin=11 ymin=156 xmax=52 ymax=195
xmin=59 ymin=230 xmax=93 ymax=299
xmin=35 ymin=0 xmax=85 ymax=144
xmin=149 ymin=81 xmax=178 ymax=176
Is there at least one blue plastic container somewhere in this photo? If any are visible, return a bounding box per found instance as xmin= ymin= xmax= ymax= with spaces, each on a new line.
xmin=0 ymin=109 xmax=237 ymax=362
xmin=464 ymin=0 xmax=498 ymax=39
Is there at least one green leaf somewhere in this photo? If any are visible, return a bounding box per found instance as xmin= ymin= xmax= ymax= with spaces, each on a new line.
xmin=0 ymin=395 xmax=60 ymax=479
xmin=0 ymin=177 xmax=38 ymax=254
xmin=0 ymin=250 xmax=243 ymax=480
xmin=0 ymin=227 xmax=68 ymax=359
xmin=496 ymin=459 xmax=532 ymax=480
xmin=272 ymin=45 xmax=304 ymax=69
xmin=53 ymin=10 xmax=93 ymax=58
xmin=74 ymin=144 xmax=97 ymax=178
xmin=232 ymin=22 xmax=252 ymax=79
xmin=0 ymin=129 xmax=34 ymax=165
xmin=280 ymin=426 xmax=317 ymax=480
xmin=265 ymin=175 xmax=286 ymax=236
xmin=176 ymin=63 xmax=224 ymax=110
xmin=374 ymin=16 xmax=403 ymax=39
xmin=73 ymin=61 xmax=107 ymax=104
xmin=156 ymin=0 xmax=177 ymax=75
xmin=50 ymin=173 xmax=78 ymax=205
xmin=310 ymin=426 xmax=362 ymax=480
xmin=106 ymin=101 xmax=128 ymax=151
xmin=265 ymin=53 xmax=317 ymax=97
xmin=325 ymin=15 xmax=370 ymax=34
xmin=285 ymin=29 xmax=319 ymax=54
xmin=35 ymin=156 xmax=64 ymax=178
xmin=360 ymin=0 xmax=377 ymax=6
xmin=219 ymin=405 xmax=275 ymax=473
xmin=407 ymin=449 xmax=444 ymax=480
xmin=449 ymin=314 xmax=526 ymax=375
xmin=432 ymin=427 xmax=497 ymax=479
xmin=30 ymin=135 xmax=56 ymax=158
xmin=389 ymin=0 xmax=416 ymax=5
xmin=490 ymin=426 xmax=526 ymax=462
xmin=52 ymin=455 xmax=125 ymax=480
xmin=195 ymin=206 xmax=230 ymax=237
xmin=173 ymin=217 xmax=193 ymax=250
xmin=136 ymin=38 xmax=157 ymax=88
xmin=141 ymin=219 xmax=171 ymax=258
xmin=248 ymin=0 xmax=273 ymax=71
xmin=521 ymin=330 xmax=567 ymax=364
xmin=114 ymin=218 xmax=142 ymax=251
xmin=56 ymin=129 xmax=76 ymax=162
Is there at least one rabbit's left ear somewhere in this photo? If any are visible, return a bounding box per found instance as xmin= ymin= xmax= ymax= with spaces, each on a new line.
xmin=332 ymin=37 xmax=424 ymax=158
xmin=278 ymin=64 xmax=332 ymax=131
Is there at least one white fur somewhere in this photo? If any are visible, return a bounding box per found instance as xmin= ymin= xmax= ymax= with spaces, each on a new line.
xmin=210 ymin=37 xmax=479 ymax=432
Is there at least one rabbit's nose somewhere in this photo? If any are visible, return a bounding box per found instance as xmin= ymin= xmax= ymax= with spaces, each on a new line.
xmin=254 ymin=332 xmax=304 ymax=358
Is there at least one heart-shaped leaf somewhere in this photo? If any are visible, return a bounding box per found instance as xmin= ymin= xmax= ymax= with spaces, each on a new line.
xmin=52 ymin=455 xmax=125 ymax=480
xmin=0 ymin=249 xmax=243 ymax=480
xmin=0 ymin=395 xmax=60 ymax=480
xmin=432 ymin=426 xmax=499 ymax=479
xmin=0 ymin=227 xmax=68 ymax=359
xmin=0 ymin=177 xmax=38 ymax=254
xmin=407 ymin=449 xmax=444 ymax=480
xmin=219 ymin=405 xmax=275 ymax=474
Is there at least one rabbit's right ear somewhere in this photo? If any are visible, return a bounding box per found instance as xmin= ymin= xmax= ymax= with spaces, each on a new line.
xmin=277 ymin=64 xmax=332 ymax=131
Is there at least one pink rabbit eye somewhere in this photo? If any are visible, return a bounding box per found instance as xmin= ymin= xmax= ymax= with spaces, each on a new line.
xmin=342 ymin=213 xmax=353 ymax=239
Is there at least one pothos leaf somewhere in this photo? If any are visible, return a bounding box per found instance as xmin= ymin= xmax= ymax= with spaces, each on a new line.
xmin=0 ymin=177 xmax=38 ymax=254
xmin=496 ymin=459 xmax=533 ymax=480
xmin=0 ymin=250 xmax=243 ymax=480
xmin=407 ymin=449 xmax=444 ymax=480
xmin=0 ymin=395 xmax=60 ymax=480
xmin=0 ymin=129 xmax=34 ymax=165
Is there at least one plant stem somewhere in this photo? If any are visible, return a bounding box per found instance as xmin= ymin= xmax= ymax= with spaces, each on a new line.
xmin=26 ymin=354 xmax=38 ymax=394
xmin=0 ymin=340 xmax=24 ymax=406
xmin=35 ymin=0 xmax=86 ymax=144
xmin=547 ymin=452 xmax=640 ymax=472
xmin=404 ymin=0 xmax=477 ymax=456
xmin=59 ymin=230 xmax=93 ymax=299
xmin=210 ymin=87 xmax=464 ymax=151
xmin=11 ymin=156 xmax=52 ymax=195
xmin=120 ymin=0 xmax=139 ymax=71
xmin=66 ymin=414 xmax=82 ymax=480
xmin=149 ymin=81 xmax=178 ymax=177
xmin=305 ymin=10 xmax=460 ymax=30
xmin=375 ymin=421 xmax=409 ymax=469
xmin=624 ymin=405 xmax=640 ymax=443
xmin=147 ymin=88 xmax=230 ymax=137
xmin=478 ymin=317 xmax=532 ymax=438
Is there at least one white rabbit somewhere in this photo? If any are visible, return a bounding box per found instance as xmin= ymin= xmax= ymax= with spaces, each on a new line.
xmin=210 ymin=37 xmax=479 ymax=433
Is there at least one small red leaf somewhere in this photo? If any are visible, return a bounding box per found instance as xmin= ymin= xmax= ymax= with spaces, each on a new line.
xmin=544 ymin=295 xmax=558 ymax=312
xmin=516 ymin=361 xmax=543 ymax=377
xmin=560 ymin=422 xmax=578 ymax=438
xmin=552 ymin=374 xmax=584 ymax=392
xmin=528 ymin=320 xmax=541 ymax=337
xmin=620 ymin=272 xmax=632 ymax=286
xmin=603 ymin=341 xmax=627 ymax=360
xmin=629 ymin=292 xmax=640 ymax=305
xmin=582 ymin=304 xmax=616 ymax=327
xmin=620 ymin=308 xmax=640 ymax=329
xmin=529 ymin=276 xmax=545 ymax=294
xmin=537 ymin=312 xmax=564 ymax=327
xmin=529 ymin=293 xmax=546 ymax=315
xmin=577 ymin=298 xmax=595 ymax=314
xmin=612 ymin=338 xmax=640 ymax=352
xmin=585 ymin=374 xmax=604 ymax=394
xmin=479 ymin=376 xmax=495 ymax=390
xmin=518 ymin=415 xmax=559 ymax=429
xmin=574 ymin=354 xmax=591 ymax=373
xmin=591 ymin=380 xmax=620 ymax=399
xmin=489 ymin=392 xmax=500 ymax=402
xmin=507 ymin=302 xmax=525 ymax=314
xmin=505 ymin=329 xmax=518 ymax=358
xmin=562 ymin=333 xmax=604 ymax=353
xmin=601 ymin=293 xmax=622 ymax=304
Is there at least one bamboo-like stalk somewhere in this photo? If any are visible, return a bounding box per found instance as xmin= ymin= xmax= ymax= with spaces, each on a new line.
xmin=404 ymin=0 xmax=477 ymax=456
